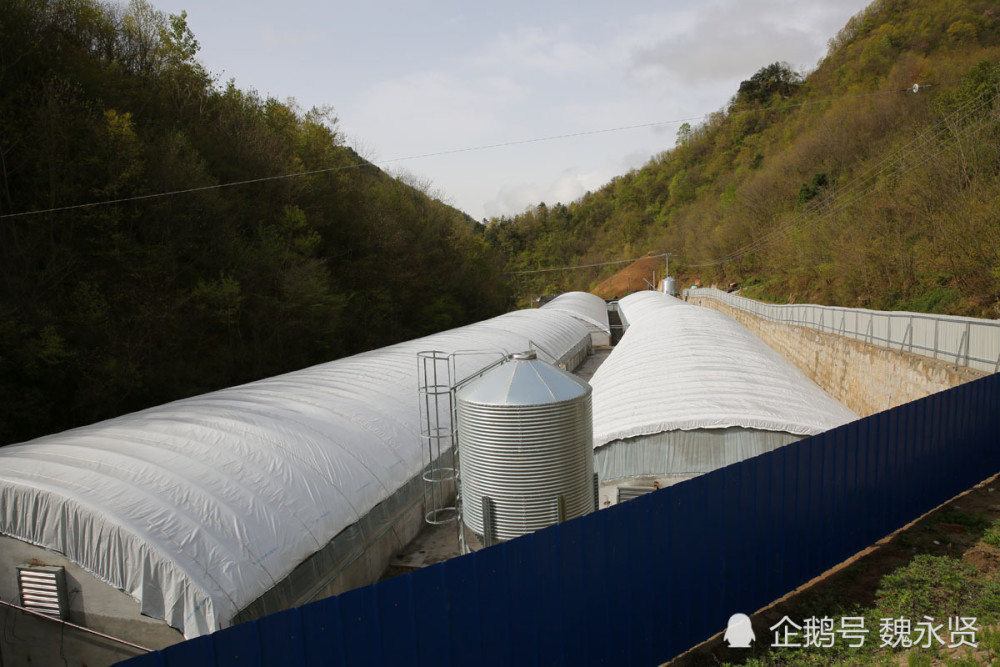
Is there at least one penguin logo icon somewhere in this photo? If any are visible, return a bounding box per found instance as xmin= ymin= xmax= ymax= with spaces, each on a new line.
xmin=724 ymin=613 xmax=755 ymax=648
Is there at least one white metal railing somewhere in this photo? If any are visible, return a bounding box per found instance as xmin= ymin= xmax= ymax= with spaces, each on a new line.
xmin=686 ymin=287 xmax=1000 ymax=373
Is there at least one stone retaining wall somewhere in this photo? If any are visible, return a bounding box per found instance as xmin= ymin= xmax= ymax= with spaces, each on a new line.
xmin=690 ymin=296 xmax=987 ymax=417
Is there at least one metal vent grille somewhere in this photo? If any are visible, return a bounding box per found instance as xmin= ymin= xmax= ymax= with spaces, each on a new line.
xmin=17 ymin=566 xmax=68 ymax=619
xmin=616 ymin=485 xmax=656 ymax=503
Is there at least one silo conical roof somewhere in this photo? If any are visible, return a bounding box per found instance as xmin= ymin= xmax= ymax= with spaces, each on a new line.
xmin=458 ymin=352 xmax=591 ymax=406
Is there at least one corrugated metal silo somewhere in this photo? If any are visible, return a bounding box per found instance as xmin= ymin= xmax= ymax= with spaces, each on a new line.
xmin=457 ymin=352 xmax=595 ymax=543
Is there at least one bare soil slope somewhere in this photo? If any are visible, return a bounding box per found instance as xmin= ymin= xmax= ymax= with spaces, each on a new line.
xmin=591 ymin=255 xmax=669 ymax=299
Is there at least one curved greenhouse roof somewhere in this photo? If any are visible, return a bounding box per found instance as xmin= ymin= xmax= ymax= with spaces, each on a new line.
xmin=592 ymin=292 xmax=858 ymax=447
xmin=617 ymin=290 xmax=686 ymax=324
xmin=0 ymin=308 xmax=591 ymax=639
xmin=540 ymin=292 xmax=610 ymax=335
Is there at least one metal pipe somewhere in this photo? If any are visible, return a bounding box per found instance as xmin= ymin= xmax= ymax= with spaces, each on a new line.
xmin=0 ymin=599 xmax=152 ymax=653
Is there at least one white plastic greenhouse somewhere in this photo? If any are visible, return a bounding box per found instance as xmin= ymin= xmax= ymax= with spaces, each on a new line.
xmin=540 ymin=292 xmax=611 ymax=346
xmin=0 ymin=307 xmax=592 ymax=654
xmin=590 ymin=291 xmax=858 ymax=481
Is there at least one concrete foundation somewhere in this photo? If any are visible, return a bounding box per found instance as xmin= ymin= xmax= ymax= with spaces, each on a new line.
xmin=0 ymin=535 xmax=183 ymax=667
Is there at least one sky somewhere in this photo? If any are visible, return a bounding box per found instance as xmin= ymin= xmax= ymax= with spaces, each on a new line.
xmin=150 ymin=0 xmax=873 ymax=221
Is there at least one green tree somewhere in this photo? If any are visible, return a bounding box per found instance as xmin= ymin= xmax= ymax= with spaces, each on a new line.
xmin=735 ymin=62 xmax=802 ymax=106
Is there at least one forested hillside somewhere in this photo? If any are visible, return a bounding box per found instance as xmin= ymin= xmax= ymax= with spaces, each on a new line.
xmin=487 ymin=0 xmax=1000 ymax=318
xmin=0 ymin=0 xmax=507 ymax=445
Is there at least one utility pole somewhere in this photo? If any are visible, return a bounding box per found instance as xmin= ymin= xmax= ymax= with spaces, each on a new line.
xmin=664 ymin=252 xmax=673 ymax=278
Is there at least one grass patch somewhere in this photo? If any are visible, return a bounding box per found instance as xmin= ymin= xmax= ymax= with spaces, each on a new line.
xmin=720 ymin=553 xmax=1000 ymax=665
xmin=876 ymin=554 xmax=983 ymax=619
xmin=982 ymin=520 xmax=1000 ymax=549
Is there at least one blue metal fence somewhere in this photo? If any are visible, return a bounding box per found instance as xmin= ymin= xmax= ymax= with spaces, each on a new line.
xmin=122 ymin=373 xmax=1000 ymax=667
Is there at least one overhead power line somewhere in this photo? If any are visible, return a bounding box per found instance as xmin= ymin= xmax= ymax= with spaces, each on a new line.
xmin=507 ymin=253 xmax=668 ymax=275
xmin=0 ymin=87 xmax=927 ymax=220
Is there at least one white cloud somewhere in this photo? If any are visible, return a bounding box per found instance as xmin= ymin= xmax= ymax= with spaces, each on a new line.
xmin=632 ymin=27 xmax=805 ymax=85
xmin=347 ymin=71 xmax=527 ymax=156
xmin=628 ymin=0 xmax=866 ymax=86
xmin=474 ymin=24 xmax=605 ymax=76
xmin=483 ymin=168 xmax=610 ymax=219
xmin=621 ymin=150 xmax=652 ymax=172
xmin=258 ymin=28 xmax=323 ymax=50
